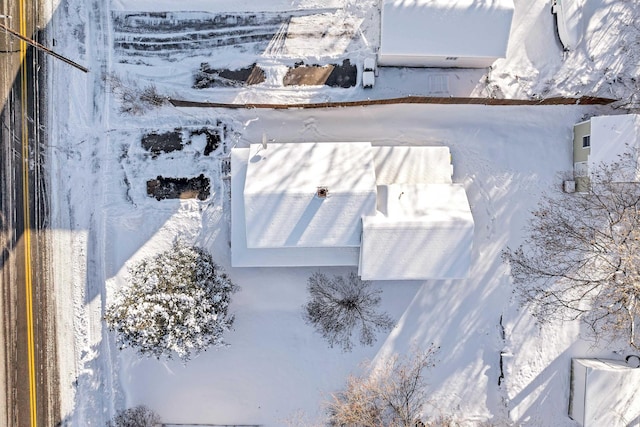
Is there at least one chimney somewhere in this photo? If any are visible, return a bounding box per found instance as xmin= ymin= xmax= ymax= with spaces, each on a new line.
xmin=316 ymin=186 xmax=328 ymax=198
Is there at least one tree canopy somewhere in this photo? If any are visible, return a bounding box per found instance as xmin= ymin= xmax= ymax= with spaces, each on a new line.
xmin=503 ymin=159 xmax=640 ymax=348
xmin=303 ymin=272 xmax=394 ymax=352
xmin=327 ymin=346 xmax=439 ymax=427
xmin=105 ymin=242 xmax=238 ymax=361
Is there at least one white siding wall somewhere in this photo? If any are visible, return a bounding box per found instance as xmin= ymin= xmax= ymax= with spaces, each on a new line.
xmin=569 ymin=360 xmax=588 ymax=426
xmin=377 ymin=54 xmax=498 ymax=69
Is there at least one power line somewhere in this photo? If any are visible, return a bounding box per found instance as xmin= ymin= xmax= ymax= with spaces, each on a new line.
xmin=0 ymin=22 xmax=88 ymax=73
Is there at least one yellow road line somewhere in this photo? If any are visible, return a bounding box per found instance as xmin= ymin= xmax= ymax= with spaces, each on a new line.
xmin=19 ymin=0 xmax=38 ymax=425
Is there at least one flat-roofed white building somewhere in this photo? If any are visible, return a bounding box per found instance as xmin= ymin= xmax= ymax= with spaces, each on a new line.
xmin=371 ymin=146 xmax=453 ymax=185
xmin=231 ymin=142 xmax=474 ymax=280
xmin=573 ymin=114 xmax=640 ymax=191
xmin=378 ymin=0 xmax=515 ymax=68
xmin=230 ymin=147 xmax=361 ymax=268
xmin=570 ymin=358 xmax=640 ymax=426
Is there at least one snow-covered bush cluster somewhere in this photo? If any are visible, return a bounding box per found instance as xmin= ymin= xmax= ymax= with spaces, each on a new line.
xmin=105 ymin=242 xmax=238 ymax=361
xmin=106 ymin=405 xmax=161 ymax=427
xmin=105 ymin=72 xmax=168 ymax=115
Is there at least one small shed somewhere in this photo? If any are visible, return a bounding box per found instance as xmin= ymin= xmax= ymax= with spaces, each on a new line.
xmin=378 ymin=0 xmax=515 ymax=68
xmin=573 ymin=114 xmax=640 ymax=191
xmin=570 ymin=358 xmax=640 ymax=426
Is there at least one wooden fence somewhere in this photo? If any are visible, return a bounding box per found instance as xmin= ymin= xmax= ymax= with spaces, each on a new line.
xmin=169 ymin=95 xmax=615 ymax=110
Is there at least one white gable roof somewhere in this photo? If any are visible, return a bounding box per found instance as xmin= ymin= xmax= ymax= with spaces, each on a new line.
xmin=360 ymin=184 xmax=473 ymax=280
xmin=570 ymin=358 xmax=640 ymax=427
xmin=232 ymin=143 xmax=474 ymax=277
xmin=372 ymin=146 xmax=453 ymax=185
xmin=589 ymin=114 xmax=640 ymax=181
xmin=243 ymin=142 xmax=377 ymax=248
xmin=379 ymin=0 xmax=514 ymax=65
xmin=231 ymin=148 xmax=360 ymax=267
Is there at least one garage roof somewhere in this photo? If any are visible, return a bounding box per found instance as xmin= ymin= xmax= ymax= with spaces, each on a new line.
xmin=589 ymin=114 xmax=640 ymax=181
xmin=380 ymin=0 xmax=514 ymax=60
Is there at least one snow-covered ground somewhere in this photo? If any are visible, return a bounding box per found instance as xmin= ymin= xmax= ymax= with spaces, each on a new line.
xmin=47 ymin=0 xmax=640 ymax=425
xmin=484 ymin=0 xmax=640 ymax=106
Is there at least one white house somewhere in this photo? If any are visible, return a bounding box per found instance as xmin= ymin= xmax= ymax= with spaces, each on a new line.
xmin=231 ymin=142 xmax=474 ymax=281
xmin=573 ymin=114 xmax=640 ymax=191
xmin=570 ymin=358 xmax=640 ymax=426
xmin=378 ymin=0 xmax=515 ymax=68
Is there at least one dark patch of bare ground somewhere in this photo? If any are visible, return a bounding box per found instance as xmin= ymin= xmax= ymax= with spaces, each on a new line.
xmin=284 ymin=59 xmax=356 ymax=88
xmin=194 ymin=63 xmax=266 ymax=88
xmin=147 ymin=174 xmax=210 ymax=201
xmin=141 ymin=130 xmax=182 ymax=157
xmin=190 ymin=128 xmax=222 ymax=156
xmin=141 ymin=128 xmax=222 ymax=157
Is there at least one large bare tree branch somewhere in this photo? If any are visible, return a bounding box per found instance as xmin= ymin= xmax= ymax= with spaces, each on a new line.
xmin=503 ymin=153 xmax=640 ymax=348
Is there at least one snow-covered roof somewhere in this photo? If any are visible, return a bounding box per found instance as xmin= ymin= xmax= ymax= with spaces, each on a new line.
xmin=570 ymin=358 xmax=640 ymax=427
xmin=233 ymin=142 xmax=473 ymax=276
xmin=243 ymin=142 xmax=377 ymax=249
xmin=552 ymin=0 xmax=582 ymax=51
xmin=379 ymin=0 xmax=514 ymax=65
xmin=360 ymin=184 xmax=473 ymax=280
xmin=372 ymin=146 xmax=453 ymax=185
xmin=589 ymin=114 xmax=640 ymax=180
xmin=231 ymin=148 xmax=360 ymax=267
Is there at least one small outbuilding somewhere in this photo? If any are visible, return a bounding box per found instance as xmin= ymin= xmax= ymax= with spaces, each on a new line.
xmin=378 ymin=0 xmax=515 ymax=68
xmin=573 ymin=114 xmax=640 ymax=191
xmin=570 ymin=358 xmax=640 ymax=426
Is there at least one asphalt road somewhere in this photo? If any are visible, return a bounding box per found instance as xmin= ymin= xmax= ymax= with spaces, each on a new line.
xmin=0 ymin=0 xmax=60 ymax=426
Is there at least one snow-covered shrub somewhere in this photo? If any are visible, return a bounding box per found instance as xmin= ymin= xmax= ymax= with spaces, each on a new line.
xmin=106 ymin=405 xmax=160 ymax=427
xmin=327 ymin=346 xmax=439 ymax=427
xmin=303 ymin=272 xmax=394 ymax=352
xmin=105 ymin=242 xmax=238 ymax=361
xmin=105 ymin=73 xmax=168 ymax=115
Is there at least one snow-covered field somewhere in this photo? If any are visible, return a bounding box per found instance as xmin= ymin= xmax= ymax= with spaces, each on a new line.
xmin=47 ymin=0 xmax=639 ymax=425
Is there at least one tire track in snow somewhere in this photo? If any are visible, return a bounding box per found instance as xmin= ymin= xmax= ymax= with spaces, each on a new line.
xmin=111 ymin=9 xmax=359 ymax=61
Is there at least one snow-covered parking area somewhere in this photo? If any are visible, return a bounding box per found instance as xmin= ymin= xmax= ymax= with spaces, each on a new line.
xmin=47 ymin=0 xmax=640 ymax=425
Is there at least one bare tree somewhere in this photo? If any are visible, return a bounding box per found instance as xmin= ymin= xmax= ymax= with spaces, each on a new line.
xmin=106 ymin=405 xmax=161 ymax=427
xmin=327 ymin=346 xmax=439 ymax=427
xmin=503 ymin=157 xmax=640 ymax=348
xmin=303 ymin=272 xmax=394 ymax=352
